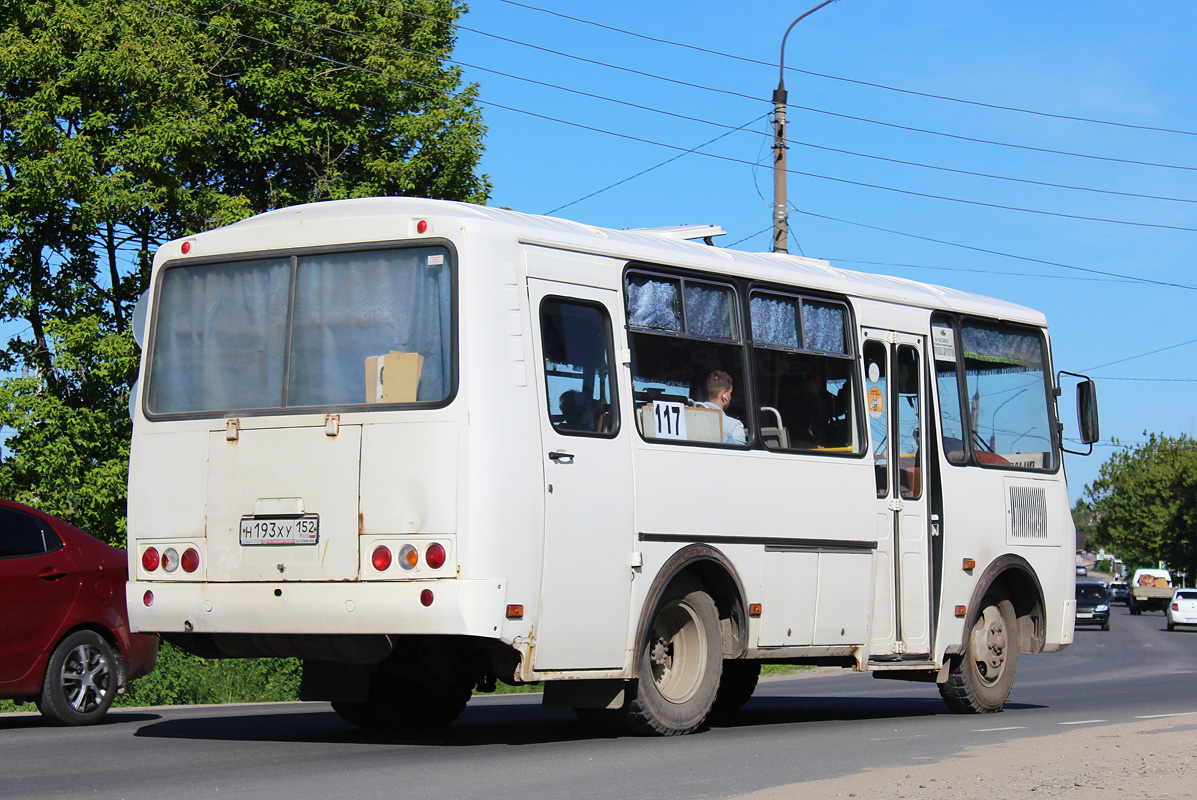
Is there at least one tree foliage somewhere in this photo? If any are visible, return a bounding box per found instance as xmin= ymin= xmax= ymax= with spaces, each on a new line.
xmin=0 ymin=0 xmax=489 ymax=539
xmin=1082 ymin=433 xmax=1197 ymax=579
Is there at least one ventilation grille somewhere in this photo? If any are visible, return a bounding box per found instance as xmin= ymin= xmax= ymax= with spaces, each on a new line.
xmin=1009 ymin=484 xmax=1049 ymax=540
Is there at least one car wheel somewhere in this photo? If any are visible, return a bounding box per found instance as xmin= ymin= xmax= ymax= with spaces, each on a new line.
xmin=1101 ymin=620 xmax=1110 ymax=632
xmin=38 ymin=631 xmax=117 ymax=726
xmin=1167 ymin=617 xmax=1175 ymax=632
xmin=939 ymin=593 xmax=1019 ymax=714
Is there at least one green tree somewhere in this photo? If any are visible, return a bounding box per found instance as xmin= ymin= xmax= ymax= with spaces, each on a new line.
xmin=0 ymin=0 xmax=489 ymax=540
xmin=1083 ymin=434 xmax=1197 ymax=579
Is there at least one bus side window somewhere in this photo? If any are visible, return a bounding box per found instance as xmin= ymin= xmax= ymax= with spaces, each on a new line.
xmin=539 ymin=299 xmax=617 ymax=436
xmin=750 ymin=292 xmax=858 ymax=454
xmin=625 ymin=272 xmax=747 ymax=446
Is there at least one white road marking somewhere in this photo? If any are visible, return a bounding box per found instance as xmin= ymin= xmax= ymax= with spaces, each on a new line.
xmin=1134 ymin=711 xmax=1197 ymax=719
xmin=1059 ymin=719 xmax=1107 ymax=725
xmin=972 ymin=726 xmax=1026 ymax=732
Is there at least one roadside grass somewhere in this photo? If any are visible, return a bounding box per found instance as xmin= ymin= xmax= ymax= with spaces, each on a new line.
xmin=1 ymin=655 xmax=812 ymax=711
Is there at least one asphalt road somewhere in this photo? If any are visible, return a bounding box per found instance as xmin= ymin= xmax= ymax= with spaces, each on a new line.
xmin=4 ymin=602 xmax=1195 ymax=800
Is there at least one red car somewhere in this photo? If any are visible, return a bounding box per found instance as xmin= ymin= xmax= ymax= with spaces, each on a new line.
xmin=0 ymin=499 xmax=157 ymax=725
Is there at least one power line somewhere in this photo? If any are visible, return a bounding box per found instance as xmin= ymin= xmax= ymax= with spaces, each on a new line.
xmin=788 ymin=206 xmax=1197 ymax=291
xmin=400 ymin=0 xmax=1197 ymax=174
xmin=544 ymin=114 xmax=768 ymax=215
xmin=128 ymin=2 xmax=1197 ymax=277
xmin=496 ymin=0 xmax=1197 ymax=138
xmin=826 ymin=258 xmax=1136 ymax=283
xmin=1082 ymin=338 xmax=1197 ymax=373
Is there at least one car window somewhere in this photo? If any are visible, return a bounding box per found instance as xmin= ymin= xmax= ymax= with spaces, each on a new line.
xmin=1076 ymin=585 xmax=1106 ymax=601
xmin=0 ymin=509 xmax=49 ymax=558
xmin=1176 ymin=591 xmax=1197 ymax=601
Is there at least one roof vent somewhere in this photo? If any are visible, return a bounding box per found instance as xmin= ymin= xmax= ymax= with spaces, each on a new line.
xmin=625 ymin=224 xmax=726 ymax=243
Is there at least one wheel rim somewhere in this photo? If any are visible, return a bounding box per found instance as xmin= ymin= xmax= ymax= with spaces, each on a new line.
xmin=61 ymin=643 xmax=111 ymax=714
xmin=647 ymin=599 xmax=708 ymax=704
xmin=969 ymin=605 xmax=1009 ymax=688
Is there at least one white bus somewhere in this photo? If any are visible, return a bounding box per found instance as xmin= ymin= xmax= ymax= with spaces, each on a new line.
xmin=126 ymin=198 xmax=1098 ymax=735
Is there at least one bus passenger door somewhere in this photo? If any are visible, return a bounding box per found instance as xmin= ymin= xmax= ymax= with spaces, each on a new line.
xmin=528 ymin=279 xmax=634 ymax=670
xmin=863 ymin=332 xmax=932 ymax=659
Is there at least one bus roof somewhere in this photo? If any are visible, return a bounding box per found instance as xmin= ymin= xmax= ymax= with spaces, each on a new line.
xmin=184 ymin=197 xmax=1048 ymax=327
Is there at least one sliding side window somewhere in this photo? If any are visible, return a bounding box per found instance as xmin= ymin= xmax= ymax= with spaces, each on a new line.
xmin=749 ymin=291 xmax=859 ymax=453
xmin=625 ymin=271 xmax=747 ymax=446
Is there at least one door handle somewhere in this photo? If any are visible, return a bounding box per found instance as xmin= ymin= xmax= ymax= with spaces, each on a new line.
xmin=38 ymin=567 xmax=68 ymax=581
xmin=548 ymin=451 xmax=575 ymax=464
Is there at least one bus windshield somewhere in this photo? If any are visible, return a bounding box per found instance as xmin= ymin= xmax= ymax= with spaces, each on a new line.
xmin=146 ymin=245 xmax=453 ymax=416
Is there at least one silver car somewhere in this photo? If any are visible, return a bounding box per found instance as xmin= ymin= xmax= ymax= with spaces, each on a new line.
xmin=1166 ymin=589 xmax=1197 ymax=632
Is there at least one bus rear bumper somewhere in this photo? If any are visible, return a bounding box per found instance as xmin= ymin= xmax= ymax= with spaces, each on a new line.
xmin=127 ymin=579 xmax=508 ymax=640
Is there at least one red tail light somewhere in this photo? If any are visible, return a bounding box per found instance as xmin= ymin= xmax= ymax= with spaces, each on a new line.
xmin=426 ymin=542 xmax=447 ymax=570
xmin=181 ymin=548 xmax=200 ymax=573
xmin=141 ymin=547 xmax=160 ymax=572
xmin=1173 ymin=603 xmax=1179 ymax=611
xmin=420 ymin=589 xmax=434 ymax=607
xmin=372 ymin=545 xmax=393 ymax=571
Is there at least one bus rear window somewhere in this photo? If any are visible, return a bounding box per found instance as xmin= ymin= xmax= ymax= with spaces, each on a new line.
xmin=146 ymin=246 xmax=453 ymax=415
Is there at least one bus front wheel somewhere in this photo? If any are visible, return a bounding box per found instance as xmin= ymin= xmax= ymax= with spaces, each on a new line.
xmin=621 ymin=579 xmax=722 ymax=736
xmin=939 ymin=594 xmax=1019 ymax=714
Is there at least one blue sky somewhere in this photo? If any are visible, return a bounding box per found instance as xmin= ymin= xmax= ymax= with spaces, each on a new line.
xmin=454 ymin=0 xmax=1197 ymax=504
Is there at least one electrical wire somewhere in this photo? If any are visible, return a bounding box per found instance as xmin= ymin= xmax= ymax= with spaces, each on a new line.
xmin=543 ymin=114 xmax=768 ymax=215
xmin=496 ymin=0 xmax=1197 ymax=138
xmin=787 ymin=206 xmax=1197 ymax=291
xmin=136 ymin=1 xmax=1197 ymax=237
xmin=386 ymin=0 xmax=1197 ymax=173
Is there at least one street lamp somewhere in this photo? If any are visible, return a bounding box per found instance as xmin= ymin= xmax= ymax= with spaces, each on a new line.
xmin=773 ymin=0 xmax=841 ymax=253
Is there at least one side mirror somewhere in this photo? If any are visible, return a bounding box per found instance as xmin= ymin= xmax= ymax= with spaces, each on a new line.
xmin=1077 ymin=379 xmax=1099 ymax=445
xmin=1058 ymin=371 xmax=1099 ymax=455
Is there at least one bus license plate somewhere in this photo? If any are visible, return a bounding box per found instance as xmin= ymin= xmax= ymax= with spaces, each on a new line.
xmin=239 ymin=515 xmax=319 ymax=546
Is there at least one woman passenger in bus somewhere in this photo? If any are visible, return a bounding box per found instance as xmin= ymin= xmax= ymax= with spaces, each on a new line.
xmin=695 ymin=370 xmax=747 ymax=445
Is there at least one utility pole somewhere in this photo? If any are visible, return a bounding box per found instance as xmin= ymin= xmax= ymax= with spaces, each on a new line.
xmin=773 ymin=0 xmax=841 ymax=253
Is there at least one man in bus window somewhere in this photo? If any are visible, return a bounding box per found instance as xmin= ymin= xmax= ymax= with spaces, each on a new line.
xmin=787 ymin=359 xmax=846 ymax=448
xmin=696 ymin=370 xmax=747 ymax=445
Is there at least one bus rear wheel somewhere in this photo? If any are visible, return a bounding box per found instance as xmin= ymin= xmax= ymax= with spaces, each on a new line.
xmin=620 ymin=579 xmax=722 ymax=736
xmin=939 ymin=594 xmax=1018 ymax=714
xmin=710 ymin=659 xmax=761 ymax=719
xmin=334 ymin=675 xmax=473 ymax=734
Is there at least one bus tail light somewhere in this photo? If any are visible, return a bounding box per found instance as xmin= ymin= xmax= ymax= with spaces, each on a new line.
xmin=142 ymin=547 xmax=160 ymax=572
xmin=181 ymin=548 xmax=201 ymax=573
xmin=372 ymin=545 xmax=393 ymax=571
xmin=162 ymin=547 xmax=180 ymax=573
xmin=143 ymin=590 xmax=154 ymax=606
xmin=426 ymin=543 xmax=446 ymax=570
xmin=399 ymin=544 xmax=419 ymax=570
xmin=420 ymin=589 xmax=434 ymax=607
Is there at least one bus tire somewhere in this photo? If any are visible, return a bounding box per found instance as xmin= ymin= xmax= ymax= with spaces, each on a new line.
xmin=335 ymin=675 xmax=473 ymax=733
xmin=331 ymin=700 xmax=383 ymax=731
xmin=939 ymin=594 xmax=1018 ymax=714
xmin=621 ymin=579 xmax=722 ymax=736
xmin=710 ymin=659 xmax=761 ymax=718
xmin=38 ymin=631 xmax=117 ymax=726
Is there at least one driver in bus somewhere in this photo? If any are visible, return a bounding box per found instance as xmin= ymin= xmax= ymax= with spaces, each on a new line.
xmin=695 ymin=370 xmax=747 ymax=445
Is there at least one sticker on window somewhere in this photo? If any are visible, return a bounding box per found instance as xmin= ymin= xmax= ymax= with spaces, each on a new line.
xmin=931 ymin=324 xmax=956 ymax=362
xmin=650 ymin=401 xmax=687 ymax=439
